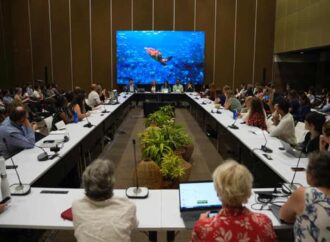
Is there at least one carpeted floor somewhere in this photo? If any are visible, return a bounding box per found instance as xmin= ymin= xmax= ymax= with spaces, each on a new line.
xmin=48 ymin=106 xmax=224 ymax=242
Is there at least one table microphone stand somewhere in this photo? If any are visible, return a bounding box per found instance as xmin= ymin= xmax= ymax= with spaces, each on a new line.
xmin=126 ymin=139 xmax=148 ymax=199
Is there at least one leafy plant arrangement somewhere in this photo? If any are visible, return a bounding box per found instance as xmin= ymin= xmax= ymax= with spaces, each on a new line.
xmin=138 ymin=104 xmax=193 ymax=186
xmin=160 ymin=152 xmax=185 ymax=181
xmin=139 ymin=127 xmax=172 ymax=165
xmin=160 ymin=124 xmax=192 ymax=151
xmin=144 ymin=111 xmax=174 ymax=128
xmin=159 ymin=105 xmax=175 ymax=118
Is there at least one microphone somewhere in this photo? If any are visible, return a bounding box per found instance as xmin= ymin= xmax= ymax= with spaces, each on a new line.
xmin=2 ymin=138 xmax=31 ymax=195
xmin=101 ymin=103 xmax=110 ymax=114
xmin=228 ymin=110 xmax=239 ymax=129
xmin=282 ymin=142 xmax=307 ymax=194
xmin=126 ymin=139 xmax=149 ymax=199
xmin=261 ymin=130 xmax=273 ymax=153
xmin=228 ymin=118 xmax=239 ymax=129
xmin=9 ymin=135 xmax=49 ymax=161
xmin=83 ymin=113 xmax=93 ymax=128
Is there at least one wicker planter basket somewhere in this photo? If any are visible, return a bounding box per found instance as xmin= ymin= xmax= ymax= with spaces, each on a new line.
xmin=136 ymin=160 xmax=162 ymax=189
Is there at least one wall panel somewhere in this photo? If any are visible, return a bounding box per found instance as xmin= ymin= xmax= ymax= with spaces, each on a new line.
xmin=92 ymin=0 xmax=111 ymax=90
xmin=275 ymin=0 xmax=330 ymax=53
xmin=234 ymin=0 xmax=255 ymax=86
xmin=255 ymin=0 xmax=276 ymax=84
xmin=9 ymin=0 xmax=32 ymax=86
xmin=215 ymin=0 xmax=235 ymax=88
xmin=154 ymin=0 xmax=173 ymax=30
xmin=71 ymin=0 xmax=90 ymax=90
xmin=30 ymin=0 xmax=51 ymax=82
xmin=51 ymin=0 xmax=71 ymax=90
xmin=3 ymin=0 xmax=276 ymax=91
xmin=133 ymin=0 xmax=152 ymax=30
xmin=196 ymin=0 xmax=215 ymax=85
xmin=176 ymin=0 xmax=194 ymax=30
xmin=0 ymin=0 xmax=10 ymax=87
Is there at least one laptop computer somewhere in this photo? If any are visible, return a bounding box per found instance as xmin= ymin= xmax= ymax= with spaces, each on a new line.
xmin=280 ymin=140 xmax=307 ymax=158
xmin=179 ymin=181 xmax=222 ymax=228
xmin=269 ymin=204 xmax=289 ymax=224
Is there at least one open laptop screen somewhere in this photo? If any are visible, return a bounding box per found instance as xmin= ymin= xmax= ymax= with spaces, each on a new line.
xmin=179 ymin=181 xmax=222 ymax=212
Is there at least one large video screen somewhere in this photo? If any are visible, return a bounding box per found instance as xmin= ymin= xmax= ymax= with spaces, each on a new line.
xmin=116 ymin=31 xmax=205 ymax=86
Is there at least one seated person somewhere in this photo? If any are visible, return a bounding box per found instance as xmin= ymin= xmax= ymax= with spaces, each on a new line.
xmin=0 ymin=96 xmax=5 ymax=112
xmin=87 ymin=84 xmax=101 ymax=108
xmin=14 ymin=87 xmax=29 ymax=106
xmin=71 ymin=93 xmax=90 ymax=121
xmin=280 ymin=152 xmax=330 ymax=242
xmin=150 ymin=80 xmax=157 ymax=93
xmin=161 ymin=81 xmax=171 ymax=93
xmin=52 ymin=95 xmax=73 ymax=130
xmin=240 ymin=96 xmax=253 ymax=121
xmin=293 ymin=94 xmax=311 ymax=122
xmin=185 ymin=81 xmax=194 ymax=92
xmin=0 ymin=106 xmax=35 ymax=159
xmin=320 ymin=92 xmax=330 ymax=115
xmin=246 ymin=97 xmax=267 ymax=130
xmin=224 ymin=89 xmax=242 ymax=112
xmin=320 ymin=120 xmax=330 ymax=151
xmin=100 ymin=88 xmax=110 ymax=102
xmin=2 ymin=90 xmax=13 ymax=105
xmin=172 ymin=79 xmax=184 ymax=93
xmin=73 ymin=159 xmax=138 ymax=242
xmin=191 ymin=160 xmax=276 ymax=242
xmin=300 ymin=112 xmax=325 ymax=153
xmin=287 ymin=90 xmax=300 ymax=117
xmin=269 ymin=99 xmax=296 ymax=145
xmin=125 ymin=79 xmax=137 ymax=93
xmin=306 ymin=87 xmax=316 ymax=105
xmin=200 ymin=84 xmax=210 ymax=98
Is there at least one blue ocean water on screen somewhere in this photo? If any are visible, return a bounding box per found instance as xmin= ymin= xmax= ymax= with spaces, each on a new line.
xmin=116 ymin=31 xmax=205 ymax=86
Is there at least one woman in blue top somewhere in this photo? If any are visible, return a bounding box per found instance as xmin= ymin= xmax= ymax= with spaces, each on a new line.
xmin=280 ymin=151 xmax=330 ymax=242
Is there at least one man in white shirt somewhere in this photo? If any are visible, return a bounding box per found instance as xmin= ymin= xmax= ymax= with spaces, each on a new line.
xmin=172 ymin=79 xmax=184 ymax=93
xmin=87 ymin=84 xmax=101 ymax=108
xmin=269 ymin=100 xmax=297 ymax=145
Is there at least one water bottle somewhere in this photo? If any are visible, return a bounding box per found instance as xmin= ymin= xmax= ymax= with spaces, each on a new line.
xmin=73 ymin=111 xmax=78 ymax=123
xmin=233 ymin=110 xmax=237 ymax=120
xmin=0 ymin=156 xmax=10 ymax=199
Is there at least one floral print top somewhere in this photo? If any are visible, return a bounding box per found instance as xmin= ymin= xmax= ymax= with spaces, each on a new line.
xmin=191 ymin=207 xmax=276 ymax=242
xmin=294 ymin=187 xmax=330 ymax=242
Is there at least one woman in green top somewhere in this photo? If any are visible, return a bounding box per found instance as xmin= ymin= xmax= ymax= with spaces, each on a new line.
xmin=224 ymin=89 xmax=242 ymax=112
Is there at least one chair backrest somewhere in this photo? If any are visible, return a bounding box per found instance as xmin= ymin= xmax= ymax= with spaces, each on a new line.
xmin=295 ymin=121 xmax=308 ymax=143
xmin=44 ymin=116 xmax=54 ymax=132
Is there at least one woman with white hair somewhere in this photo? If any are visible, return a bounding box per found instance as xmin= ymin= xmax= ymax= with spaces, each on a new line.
xmin=72 ymin=159 xmax=138 ymax=242
xmin=191 ymin=160 xmax=276 ymax=242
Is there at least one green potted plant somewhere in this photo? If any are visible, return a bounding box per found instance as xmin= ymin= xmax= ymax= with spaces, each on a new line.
xmin=159 ymin=105 xmax=175 ymax=118
xmin=144 ymin=111 xmax=174 ymax=128
xmin=160 ymin=124 xmax=194 ymax=161
xmin=160 ymin=152 xmax=191 ymax=188
xmin=139 ymin=127 xmax=172 ymax=165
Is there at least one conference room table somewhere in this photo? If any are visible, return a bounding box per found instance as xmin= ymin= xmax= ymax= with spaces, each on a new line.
xmin=184 ymin=92 xmax=308 ymax=187
xmin=0 ymin=188 xmax=289 ymax=231
xmin=1 ymin=92 xmax=303 ymax=241
xmin=4 ymin=92 xmax=308 ymax=189
xmin=4 ymin=93 xmax=135 ymax=187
